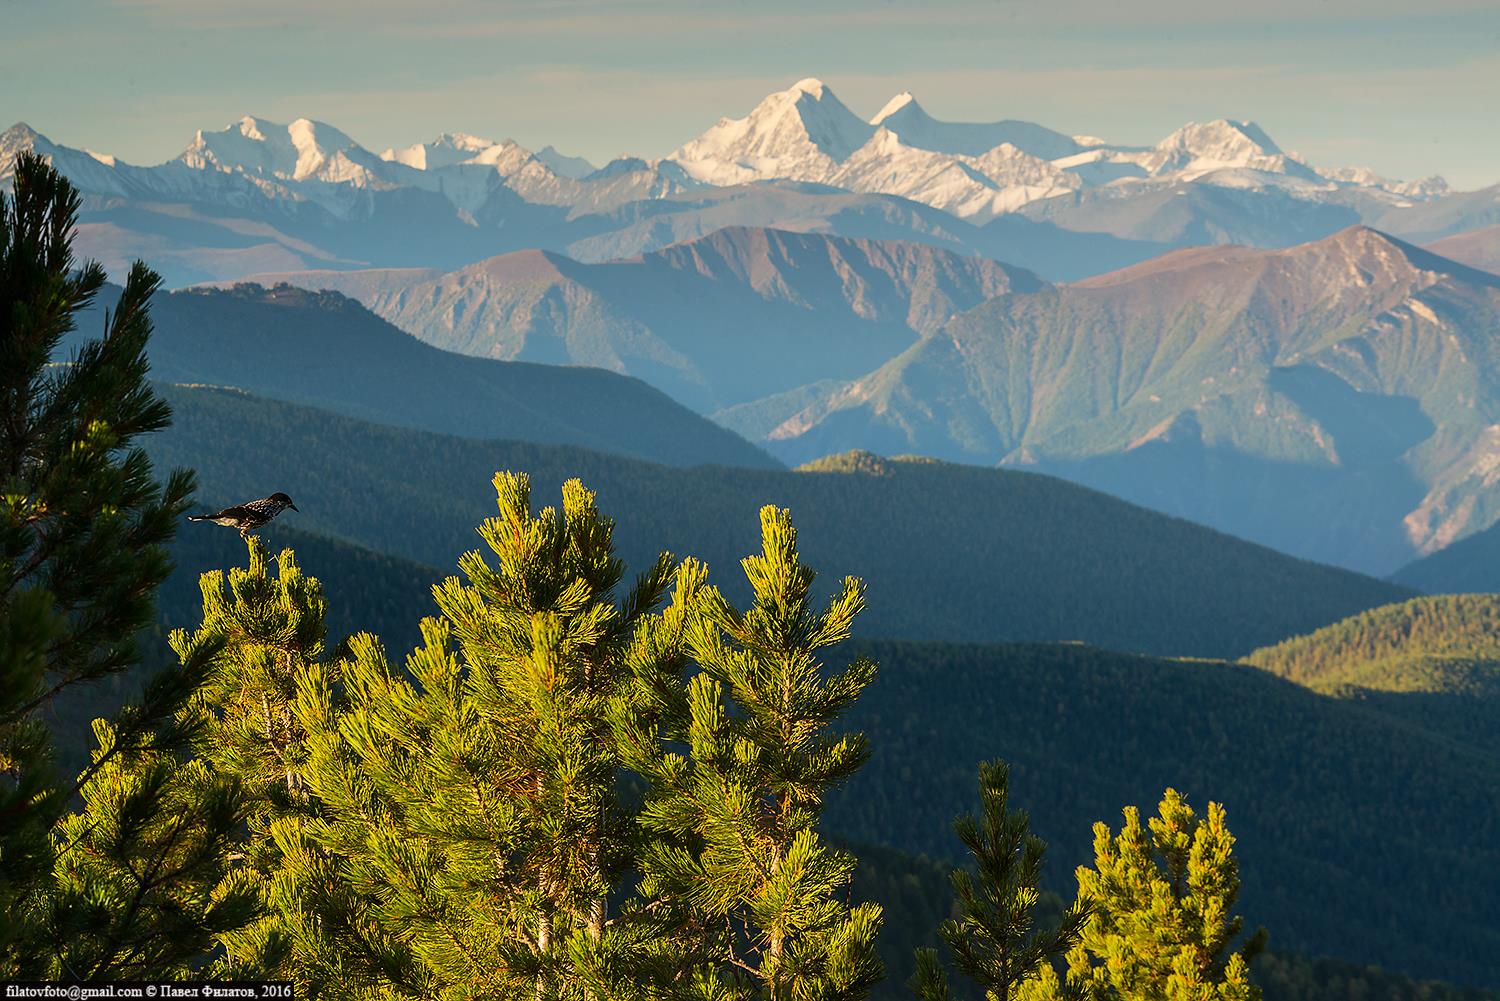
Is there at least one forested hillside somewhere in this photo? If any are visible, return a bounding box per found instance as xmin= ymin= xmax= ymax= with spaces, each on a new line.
xmin=834 ymin=639 xmax=1500 ymax=988
xmin=72 ymin=282 xmax=778 ymax=468
xmin=1392 ymin=521 xmax=1500 ymax=594
xmin=1244 ymin=595 xmax=1500 ymax=757
xmin=853 ymin=842 xmax=1500 ymax=1001
xmin=145 ymin=385 xmax=1411 ymax=659
xmin=1246 ymin=594 xmax=1500 ymax=687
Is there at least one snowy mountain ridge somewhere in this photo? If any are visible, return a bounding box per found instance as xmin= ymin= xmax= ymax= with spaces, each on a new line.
xmin=0 ymin=79 xmax=1485 ymax=290
xmin=666 ymin=79 xmax=1447 ymax=220
xmin=1 ymin=79 xmax=1456 ymax=229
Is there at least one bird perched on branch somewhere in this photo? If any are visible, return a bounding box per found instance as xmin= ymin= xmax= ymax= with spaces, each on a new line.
xmin=188 ymin=492 xmax=299 ymax=538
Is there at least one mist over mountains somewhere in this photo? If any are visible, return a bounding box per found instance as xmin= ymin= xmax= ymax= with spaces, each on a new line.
xmin=221 ymin=227 xmax=1044 ymax=412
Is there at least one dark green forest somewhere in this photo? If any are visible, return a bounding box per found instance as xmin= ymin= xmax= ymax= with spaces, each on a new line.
xmin=1244 ymin=594 xmax=1500 ymax=756
xmin=1394 ymin=518 xmax=1500 ymax=594
xmin=146 ymin=384 xmax=1411 ymax=660
xmin=834 ymin=640 xmax=1499 ymax=986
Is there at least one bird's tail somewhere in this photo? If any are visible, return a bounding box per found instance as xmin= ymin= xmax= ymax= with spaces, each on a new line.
xmin=187 ymin=514 xmax=211 ymax=522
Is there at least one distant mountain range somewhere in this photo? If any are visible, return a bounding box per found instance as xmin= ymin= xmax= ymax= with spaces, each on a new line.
xmin=15 ymin=82 xmax=1500 ymax=574
xmin=73 ymin=283 xmax=776 ymax=469
xmin=712 ymin=227 xmax=1500 ymax=574
xmin=1428 ymin=224 xmax=1500 ymax=275
xmin=4 ymin=78 xmax=1495 ymax=286
xmin=221 ymin=227 xmax=1043 ymax=411
xmin=669 ymin=80 xmax=1442 ymax=221
xmin=238 ymin=222 xmax=1500 ymax=575
xmin=1393 ymin=519 xmax=1500 ymax=594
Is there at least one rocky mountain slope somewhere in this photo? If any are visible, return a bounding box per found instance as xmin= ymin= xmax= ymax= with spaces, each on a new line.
xmin=721 ymin=227 xmax=1500 ymax=573
xmin=224 ymin=227 xmax=1043 ymax=411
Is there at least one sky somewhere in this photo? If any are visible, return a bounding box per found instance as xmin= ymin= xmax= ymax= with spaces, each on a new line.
xmin=2 ymin=0 xmax=1498 ymax=189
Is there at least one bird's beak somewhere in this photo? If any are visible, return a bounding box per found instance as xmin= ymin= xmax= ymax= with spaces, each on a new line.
xmin=290 ymin=503 xmax=300 ymax=512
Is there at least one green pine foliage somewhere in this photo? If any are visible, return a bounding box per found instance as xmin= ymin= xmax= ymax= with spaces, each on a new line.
xmin=634 ymin=505 xmax=884 ymax=1001
xmin=290 ymin=472 xmax=700 ymax=999
xmin=185 ymin=541 xmax=329 ymax=804
xmin=44 ymin=709 xmax=258 ymax=980
xmin=1064 ymin=791 xmax=1266 ymax=1001
xmin=46 ymin=521 xmax=442 ymax=782
xmin=168 ymin=538 xmax=346 ymax=981
xmin=910 ymin=762 xmax=1090 ymax=1001
xmin=0 ymin=152 xmax=242 ymax=976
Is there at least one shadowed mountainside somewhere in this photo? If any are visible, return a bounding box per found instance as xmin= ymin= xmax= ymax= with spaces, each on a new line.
xmin=75 ymin=282 xmax=779 ymax=469
xmin=144 ymin=385 xmax=1412 ymax=660
xmin=836 ymin=637 xmax=1500 ymax=989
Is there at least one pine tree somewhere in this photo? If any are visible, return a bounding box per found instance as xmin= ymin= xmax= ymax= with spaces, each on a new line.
xmin=293 ymin=472 xmax=699 ymax=999
xmin=635 ymin=505 xmax=884 ymax=1001
xmin=1064 ymin=790 xmax=1266 ymax=1001
xmin=910 ymin=761 xmax=1091 ymax=1001
xmin=45 ymin=695 xmax=258 ymax=980
xmin=0 ymin=151 xmax=247 ymax=975
xmin=171 ymin=538 xmax=351 ymax=984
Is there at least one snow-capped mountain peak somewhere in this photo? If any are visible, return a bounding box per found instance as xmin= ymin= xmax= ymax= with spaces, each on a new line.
xmin=178 ymin=116 xmax=375 ymax=183
xmin=1 ymin=121 xmax=141 ymax=193
xmin=865 ymin=90 xmax=1083 ymax=160
xmin=1317 ymin=164 xmax=1451 ymax=199
xmin=380 ymin=132 xmax=500 ymax=170
xmin=662 ymin=81 xmax=1458 ymax=217
xmin=1 ymin=121 xmax=44 ymax=153
xmin=870 ymin=91 xmax=917 ymax=124
xmin=1157 ymin=119 xmax=1282 ymax=160
xmin=789 ymin=76 xmax=832 ymax=99
xmin=3 ymin=85 xmax=1475 ymax=292
xmin=534 ymin=145 xmax=597 ymax=180
xmin=670 ymin=78 xmax=874 ymax=184
xmin=1129 ymin=118 xmax=1329 ymax=188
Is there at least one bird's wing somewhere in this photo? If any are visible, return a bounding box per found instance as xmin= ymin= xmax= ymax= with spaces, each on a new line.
xmin=214 ymin=505 xmax=255 ymax=520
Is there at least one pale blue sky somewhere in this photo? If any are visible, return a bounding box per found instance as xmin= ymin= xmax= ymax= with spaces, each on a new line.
xmin=3 ymin=0 xmax=1498 ymax=189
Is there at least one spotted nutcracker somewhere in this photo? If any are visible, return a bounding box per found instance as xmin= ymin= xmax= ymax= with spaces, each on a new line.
xmin=188 ymin=493 xmax=299 ymax=538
